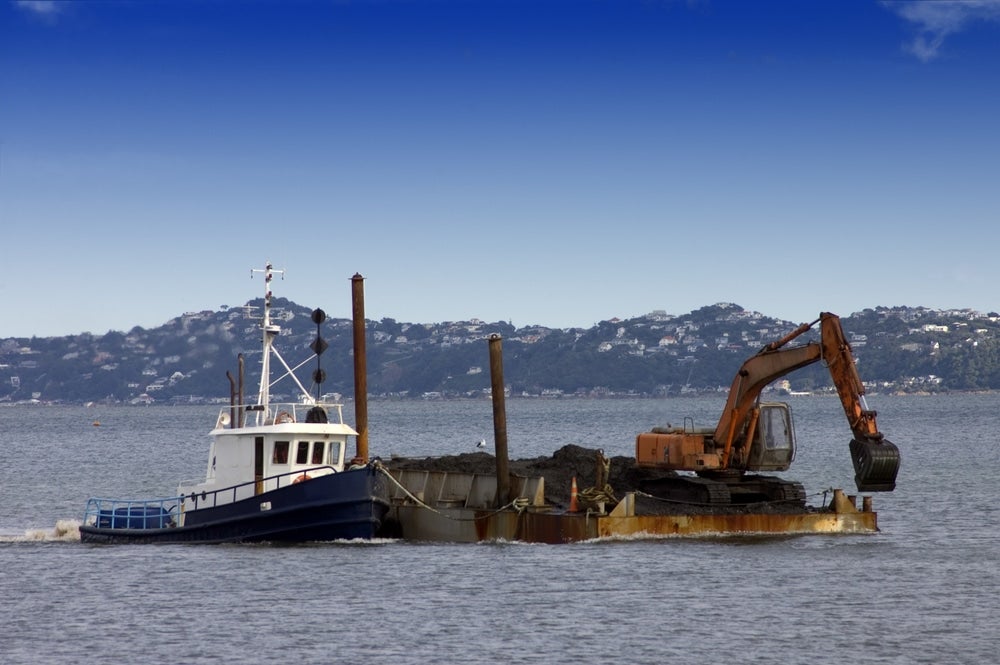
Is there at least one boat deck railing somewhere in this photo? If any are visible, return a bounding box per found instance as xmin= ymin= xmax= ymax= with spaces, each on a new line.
xmin=215 ymin=401 xmax=347 ymax=428
xmin=84 ymin=466 xmax=340 ymax=530
xmin=182 ymin=465 xmax=338 ymax=511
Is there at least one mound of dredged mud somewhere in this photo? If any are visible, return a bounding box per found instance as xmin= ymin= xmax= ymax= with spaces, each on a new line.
xmin=385 ymin=443 xmax=621 ymax=507
xmin=384 ymin=444 xmax=814 ymax=516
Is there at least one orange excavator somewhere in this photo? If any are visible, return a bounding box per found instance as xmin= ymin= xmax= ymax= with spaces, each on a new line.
xmin=635 ymin=312 xmax=901 ymax=505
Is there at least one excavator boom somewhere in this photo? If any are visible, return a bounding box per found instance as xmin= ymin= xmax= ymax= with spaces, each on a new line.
xmin=819 ymin=313 xmax=882 ymax=441
xmin=720 ymin=312 xmax=899 ymax=491
xmin=639 ymin=312 xmax=900 ymax=493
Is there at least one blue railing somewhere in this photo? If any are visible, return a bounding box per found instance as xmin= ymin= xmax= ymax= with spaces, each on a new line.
xmin=83 ymin=496 xmax=181 ymax=530
xmin=84 ymin=466 xmax=340 ymax=530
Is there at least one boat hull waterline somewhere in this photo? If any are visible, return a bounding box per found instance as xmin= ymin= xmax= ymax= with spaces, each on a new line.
xmin=80 ymin=464 xmax=389 ymax=545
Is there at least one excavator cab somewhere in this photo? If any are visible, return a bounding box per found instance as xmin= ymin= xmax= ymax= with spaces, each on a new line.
xmin=745 ymin=402 xmax=795 ymax=471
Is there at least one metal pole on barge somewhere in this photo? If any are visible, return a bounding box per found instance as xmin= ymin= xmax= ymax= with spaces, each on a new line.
xmin=488 ymin=334 xmax=511 ymax=507
xmin=351 ymin=273 xmax=369 ymax=463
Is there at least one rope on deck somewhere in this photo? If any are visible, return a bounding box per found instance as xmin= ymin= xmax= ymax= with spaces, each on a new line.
xmin=375 ymin=463 xmax=530 ymax=522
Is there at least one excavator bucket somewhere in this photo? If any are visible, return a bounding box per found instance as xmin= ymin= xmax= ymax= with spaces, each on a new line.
xmin=850 ymin=438 xmax=900 ymax=492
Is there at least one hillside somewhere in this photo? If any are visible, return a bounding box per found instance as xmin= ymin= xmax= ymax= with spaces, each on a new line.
xmin=2 ymin=300 xmax=998 ymax=404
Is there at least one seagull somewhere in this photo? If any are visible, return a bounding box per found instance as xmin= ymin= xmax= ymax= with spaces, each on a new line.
xmin=476 ymin=439 xmax=487 ymax=448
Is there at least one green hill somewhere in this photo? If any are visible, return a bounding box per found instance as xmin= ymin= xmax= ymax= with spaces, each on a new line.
xmin=2 ymin=301 xmax=996 ymax=403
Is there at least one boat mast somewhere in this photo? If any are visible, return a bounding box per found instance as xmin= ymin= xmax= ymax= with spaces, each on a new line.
xmin=251 ymin=262 xmax=284 ymax=413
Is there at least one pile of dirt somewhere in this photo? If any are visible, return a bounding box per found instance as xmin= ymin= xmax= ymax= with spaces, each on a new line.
xmin=383 ymin=444 xmax=810 ymax=515
xmin=385 ymin=443 xmax=615 ymax=507
xmin=384 ymin=443 xmax=817 ymax=516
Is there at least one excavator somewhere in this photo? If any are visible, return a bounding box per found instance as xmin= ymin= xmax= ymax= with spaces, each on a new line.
xmin=634 ymin=312 xmax=901 ymax=506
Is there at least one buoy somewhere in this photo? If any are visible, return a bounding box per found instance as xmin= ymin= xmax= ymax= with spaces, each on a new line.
xmin=569 ymin=476 xmax=579 ymax=512
xmin=93 ymin=421 xmax=100 ymax=427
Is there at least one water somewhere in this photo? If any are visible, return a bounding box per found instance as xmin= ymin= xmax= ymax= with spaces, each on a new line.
xmin=1 ymin=394 xmax=997 ymax=664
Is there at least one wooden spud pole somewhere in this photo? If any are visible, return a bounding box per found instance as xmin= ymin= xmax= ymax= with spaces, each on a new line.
xmin=351 ymin=273 xmax=369 ymax=462
xmin=488 ymin=334 xmax=511 ymax=506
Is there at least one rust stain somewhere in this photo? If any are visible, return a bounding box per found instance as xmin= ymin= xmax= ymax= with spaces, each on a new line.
xmin=390 ymin=492 xmax=879 ymax=543
xmin=596 ymin=512 xmax=877 ymax=538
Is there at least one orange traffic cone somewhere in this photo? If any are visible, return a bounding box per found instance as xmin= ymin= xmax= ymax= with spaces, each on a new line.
xmin=569 ymin=476 xmax=579 ymax=512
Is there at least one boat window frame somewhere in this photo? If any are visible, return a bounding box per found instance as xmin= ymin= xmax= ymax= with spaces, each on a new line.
xmin=295 ymin=440 xmax=310 ymax=465
xmin=311 ymin=441 xmax=326 ymax=465
xmin=328 ymin=438 xmax=345 ymax=467
xmin=272 ymin=440 xmax=290 ymax=465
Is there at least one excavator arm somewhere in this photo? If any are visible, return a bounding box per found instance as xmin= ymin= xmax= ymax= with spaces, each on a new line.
xmin=819 ymin=313 xmax=882 ymax=442
xmin=817 ymin=314 xmax=901 ymax=491
xmin=712 ymin=312 xmax=899 ymax=491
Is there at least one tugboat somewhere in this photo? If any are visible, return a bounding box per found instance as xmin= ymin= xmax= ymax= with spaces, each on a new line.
xmin=79 ymin=263 xmax=390 ymax=544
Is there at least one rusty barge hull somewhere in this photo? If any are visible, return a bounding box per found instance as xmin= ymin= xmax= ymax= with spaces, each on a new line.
xmin=381 ymin=469 xmax=877 ymax=544
xmin=386 ymin=504 xmax=877 ymax=544
xmin=511 ymin=506 xmax=876 ymax=544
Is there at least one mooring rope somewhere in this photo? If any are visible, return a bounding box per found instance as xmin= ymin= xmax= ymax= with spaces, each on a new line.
xmin=375 ymin=463 xmax=530 ymax=522
xmin=579 ymin=483 xmax=618 ymax=507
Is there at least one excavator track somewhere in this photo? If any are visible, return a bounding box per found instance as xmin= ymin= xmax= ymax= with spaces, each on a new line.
xmin=637 ymin=474 xmax=806 ymax=507
xmin=753 ymin=476 xmax=807 ymax=505
xmin=638 ymin=476 xmax=732 ymax=505
xmin=705 ymin=473 xmax=807 ymax=506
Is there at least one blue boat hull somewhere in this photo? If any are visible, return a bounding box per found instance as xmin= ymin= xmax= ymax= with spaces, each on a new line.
xmin=79 ymin=466 xmax=389 ymax=544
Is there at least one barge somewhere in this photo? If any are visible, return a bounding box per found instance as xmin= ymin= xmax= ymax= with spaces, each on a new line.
xmin=377 ymin=315 xmax=899 ymax=543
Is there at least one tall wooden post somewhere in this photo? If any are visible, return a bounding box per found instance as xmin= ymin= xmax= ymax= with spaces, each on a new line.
xmin=489 ymin=334 xmax=510 ymax=507
xmin=351 ymin=273 xmax=369 ymax=462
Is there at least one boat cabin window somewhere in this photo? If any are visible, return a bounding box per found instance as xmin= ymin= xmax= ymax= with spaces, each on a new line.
xmin=296 ymin=441 xmax=310 ymax=464
xmin=272 ymin=441 xmax=290 ymax=464
xmin=312 ymin=442 xmax=326 ymax=465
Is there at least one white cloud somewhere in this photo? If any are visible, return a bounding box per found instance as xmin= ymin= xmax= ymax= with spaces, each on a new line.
xmin=15 ymin=1 xmax=62 ymax=17
xmin=884 ymin=0 xmax=1000 ymax=61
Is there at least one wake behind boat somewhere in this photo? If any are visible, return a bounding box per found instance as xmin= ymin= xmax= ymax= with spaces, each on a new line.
xmin=79 ymin=263 xmax=389 ymax=544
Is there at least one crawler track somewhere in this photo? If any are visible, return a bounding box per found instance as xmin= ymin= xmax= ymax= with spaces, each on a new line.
xmin=638 ymin=473 xmax=806 ymax=507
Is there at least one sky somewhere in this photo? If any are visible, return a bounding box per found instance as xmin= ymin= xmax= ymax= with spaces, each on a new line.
xmin=2 ymin=0 xmax=999 ymax=338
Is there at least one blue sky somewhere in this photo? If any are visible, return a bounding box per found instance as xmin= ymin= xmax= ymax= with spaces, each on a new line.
xmin=2 ymin=0 xmax=999 ymax=338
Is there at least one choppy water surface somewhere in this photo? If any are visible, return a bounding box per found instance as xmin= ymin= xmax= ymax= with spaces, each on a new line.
xmin=1 ymin=394 xmax=996 ymax=664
